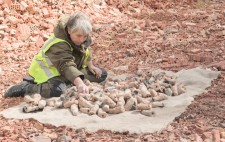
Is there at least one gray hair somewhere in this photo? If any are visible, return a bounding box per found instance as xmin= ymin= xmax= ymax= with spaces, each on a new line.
xmin=66 ymin=12 xmax=92 ymax=35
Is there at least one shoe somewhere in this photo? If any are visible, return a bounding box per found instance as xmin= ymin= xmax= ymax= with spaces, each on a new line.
xmin=4 ymin=81 xmax=29 ymax=98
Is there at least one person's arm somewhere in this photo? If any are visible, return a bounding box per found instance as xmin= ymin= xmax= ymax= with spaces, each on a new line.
xmin=46 ymin=43 xmax=89 ymax=93
xmin=87 ymin=60 xmax=102 ymax=79
xmin=73 ymin=77 xmax=89 ymax=93
xmin=86 ymin=47 xmax=101 ymax=78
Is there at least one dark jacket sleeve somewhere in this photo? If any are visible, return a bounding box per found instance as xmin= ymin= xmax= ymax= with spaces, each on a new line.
xmin=45 ymin=42 xmax=84 ymax=83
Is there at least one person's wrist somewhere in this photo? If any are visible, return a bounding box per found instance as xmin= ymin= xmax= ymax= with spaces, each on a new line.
xmin=73 ymin=77 xmax=83 ymax=86
xmin=88 ymin=64 xmax=94 ymax=69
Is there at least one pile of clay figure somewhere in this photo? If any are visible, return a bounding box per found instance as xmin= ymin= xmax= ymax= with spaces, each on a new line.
xmin=22 ymin=70 xmax=186 ymax=118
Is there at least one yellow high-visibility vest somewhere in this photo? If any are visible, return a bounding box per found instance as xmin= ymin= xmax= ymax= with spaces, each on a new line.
xmin=29 ymin=34 xmax=89 ymax=84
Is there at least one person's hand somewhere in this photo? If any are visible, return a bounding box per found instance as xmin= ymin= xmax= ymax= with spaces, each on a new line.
xmin=89 ymin=66 xmax=102 ymax=79
xmin=77 ymin=83 xmax=89 ymax=93
xmin=73 ymin=77 xmax=89 ymax=93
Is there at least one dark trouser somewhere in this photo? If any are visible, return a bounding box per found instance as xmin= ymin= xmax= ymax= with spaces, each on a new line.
xmin=26 ymin=68 xmax=107 ymax=98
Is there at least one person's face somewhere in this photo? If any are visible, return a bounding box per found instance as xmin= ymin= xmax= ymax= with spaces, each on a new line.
xmin=69 ymin=31 xmax=88 ymax=46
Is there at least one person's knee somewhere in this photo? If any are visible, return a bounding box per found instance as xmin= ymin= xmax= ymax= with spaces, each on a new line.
xmin=41 ymin=78 xmax=67 ymax=98
xmin=51 ymin=82 xmax=67 ymax=97
xmin=40 ymin=83 xmax=51 ymax=98
xmin=100 ymin=68 xmax=108 ymax=81
xmin=83 ymin=68 xmax=108 ymax=83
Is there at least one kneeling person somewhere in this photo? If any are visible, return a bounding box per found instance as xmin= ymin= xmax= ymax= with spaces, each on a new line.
xmin=5 ymin=12 xmax=107 ymax=98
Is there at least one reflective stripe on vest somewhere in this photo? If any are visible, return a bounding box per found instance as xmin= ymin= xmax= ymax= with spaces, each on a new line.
xmin=82 ymin=48 xmax=90 ymax=69
xmin=29 ymin=34 xmax=90 ymax=84
xmin=29 ymin=34 xmax=71 ymax=84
